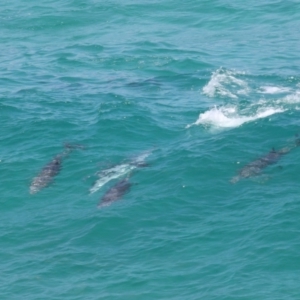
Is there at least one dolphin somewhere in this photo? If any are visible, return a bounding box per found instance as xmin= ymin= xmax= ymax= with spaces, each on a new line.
xmin=231 ymin=137 xmax=300 ymax=184
xmin=30 ymin=144 xmax=83 ymax=194
xmin=89 ymin=163 xmax=135 ymax=194
xmin=97 ymin=177 xmax=132 ymax=208
xmin=89 ymin=149 xmax=152 ymax=194
xmin=230 ymin=134 xmax=300 ymax=183
xmin=230 ymin=148 xmax=283 ymax=184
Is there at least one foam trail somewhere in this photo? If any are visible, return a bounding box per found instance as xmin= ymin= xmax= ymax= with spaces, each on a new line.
xmin=132 ymin=150 xmax=152 ymax=164
xmin=186 ymin=106 xmax=284 ymax=129
xmin=259 ymin=86 xmax=291 ymax=94
xmin=257 ymin=91 xmax=300 ymax=106
xmin=281 ymin=91 xmax=300 ymax=104
xmin=90 ymin=163 xmax=135 ymax=194
xmin=89 ymin=151 xmax=152 ymax=194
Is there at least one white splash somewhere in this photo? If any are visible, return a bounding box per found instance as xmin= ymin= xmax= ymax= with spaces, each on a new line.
xmin=89 ymin=150 xmax=152 ymax=194
xmin=203 ymin=68 xmax=249 ymax=99
xmin=257 ymin=91 xmax=300 ymax=106
xmin=187 ymin=106 xmax=284 ymax=129
xmin=90 ymin=163 xmax=135 ymax=194
xmin=281 ymin=91 xmax=300 ymax=104
xmin=259 ymin=86 xmax=291 ymax=94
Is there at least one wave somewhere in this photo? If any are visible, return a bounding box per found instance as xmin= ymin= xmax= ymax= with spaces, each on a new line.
xmin=186 ymin=105 xmax=284 ymax=129
xmin=188 ymin=68 xmax=300 ymax=130
xmin=202 ymin=68 xmax=249 ymax=99
xmin=258 ymin=86 xmax=291 ymax=94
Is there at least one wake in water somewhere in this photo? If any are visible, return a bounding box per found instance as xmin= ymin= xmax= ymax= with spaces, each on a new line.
xmin=258 ymin=86 xmax=292 ymax=94
xmin=89 ymin=149 xmax=153 ymax=194
xmin=187 ymin=68 xmax=300 ymax=130
xmin=186 ymin=105 xmax=284 ymax=129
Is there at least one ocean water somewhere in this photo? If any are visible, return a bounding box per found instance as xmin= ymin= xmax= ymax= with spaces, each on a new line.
xmin=1 ymin=0 xmax=300 ymax=299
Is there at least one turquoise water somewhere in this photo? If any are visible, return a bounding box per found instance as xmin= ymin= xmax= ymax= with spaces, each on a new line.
xmin=2 ymin=1 xmax=300 ymax=299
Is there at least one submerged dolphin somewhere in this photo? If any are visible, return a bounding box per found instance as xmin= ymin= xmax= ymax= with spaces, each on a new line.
xmin=97 ymin=177 xmax=131 ymax=208
xmin=231 ymin=137 xmax=300 ymax=184
xmin=230 ymin=148 xmax=284 ymax=184
xmin=90 ymin=163 xmax=135 ymax=194
xmin=89 ymin=149 xmax=152 ymax=194
xmin=30 ymin=144 xmax=83 ymax=194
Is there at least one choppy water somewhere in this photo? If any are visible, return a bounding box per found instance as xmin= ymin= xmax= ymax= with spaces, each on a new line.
xmin=2 ymin=1 xmax=300 ymax=299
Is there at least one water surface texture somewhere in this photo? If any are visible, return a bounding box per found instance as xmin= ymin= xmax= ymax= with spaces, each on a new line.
xmin=1 ymin=1 xmax=300 ymax=299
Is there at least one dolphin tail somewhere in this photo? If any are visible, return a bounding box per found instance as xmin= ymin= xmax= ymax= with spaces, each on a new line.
xmin=135 ymin=162 xmax=149 ymax=168
xmin=230 ymin=176 xmax=240 ymax=184
xmin=97 ymin=202 xmax=111 ymax=209
xmin=62 ymin=143 xmax=85 ymax=156
xmin=294 ymin=134 xmax=300 ymax=147
xmin=64 ymin=143 xmax=85 ymax=150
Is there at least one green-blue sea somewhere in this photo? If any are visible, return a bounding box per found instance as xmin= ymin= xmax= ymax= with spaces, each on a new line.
xmin=2 ymin=1 xmax=300 ymax=299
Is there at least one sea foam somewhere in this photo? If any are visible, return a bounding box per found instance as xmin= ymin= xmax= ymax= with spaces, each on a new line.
xmin=186 ymin=106 xmax=284 ymax=129
xmin=203 ymin=68 xmax=249 ymax=99
xmin=259 ymin=86 xmax=291 ymax=94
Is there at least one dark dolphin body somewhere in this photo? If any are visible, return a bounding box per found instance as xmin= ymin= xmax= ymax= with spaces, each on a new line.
xmin=97 ymin=178 xmax=131 ymax=208
xmin=30 ymin=155 xmax=63 ymax=194
xmin=231 ymin=137 xmax=300 ymax=184
xmin=231 ymin=149 xmax=284 ymax=183
xmin=30 ymin=144 xmax=83 ymax=194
